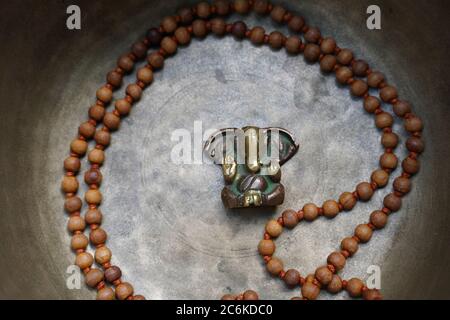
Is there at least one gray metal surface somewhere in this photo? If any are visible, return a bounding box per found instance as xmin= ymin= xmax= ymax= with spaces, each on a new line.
xmin=0 ymin=0 xmax=450 ymax=299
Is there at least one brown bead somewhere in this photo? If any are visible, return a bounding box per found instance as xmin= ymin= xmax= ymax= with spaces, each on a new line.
xmin=258 ymin=239 xmax=275 ymax=256
xmin=196 ymin=2 xmax=211 ymax=18
xmin=371 ymin=169 xmax=389 ymax=188
xmin=320 ymin=38 xmax=336 ymax=54
xmin=267 ymin=257 xmax=284 ymax=276
xmin=364 ymin=96 xmax=381 ymax=113
xmin=350 ymin=80 xmax=368 ymax=97
xmin=355 ymin=224 xmax=373 ymax=243
xmin=405 ymin=116 xmax=424 ymax=133
xmin=126 ymin=83 xmax=142 ymax=101
xmin=370 ymin=210 xmax=388 ymax=229
xmin=303 ymin=203 xmax=319 ymax=221
xmin=384 ymin=193 xmax=402 ymax=212
xmin=304 ymin=27 xmax=321 ymax=43
xmin=380 ymin=85 xmax=398 ymax=102
xmin=62 ymin=176 xmax=78 ymax=193
xmin=94 ymin=130 xmax=111 ymax=147
xmin=192 ymin=19 xmax=208 ymax=38
xmin=323 ymin=200 xmax=340 ymax=218
xmin=210 ymin=18 xmax=226 ymax=36
xmin=363 ymin=289 xmax=383 ymax=300
xmin=327 ymin=275 xmax=343 ymax=294
xmin=161 ymin=37 xmax=177 ymax=55
xmin=85 ymin=189 xmax=102 ymax=205
xmin=346 ymin=278 xmax=364 ymax=297
xmin=131 ymin=42 xmax=148 ymax=59
xmin=103 ymin=112 xmax=120 ymax=131
xmin=221 ymin=294 xmax=236 ymax=300
xmin=89 ymin=104 xmax=105 ymax=121
xmin=268 ymin=31 xmax=284 ymax=49
xmin=148 ymin=52 xmax=164 ymax=69
xmin=341 ymin=237 xmax=359 ymax=256
xmin=243 ymin=290 xmax=259 ymax=300
xmin=284 ymin=269 xmax=301 ymax=287
xmin=71 ymin=234 xmax=88 ymax=251
xmin=266 ymin=220 xmax=283 ymax=237
xmin=64 ymin=196 xmax=82 ymax=213
xmin=367 ymin=71 xmax=385 ymax=88
xmin=375 ymin=112 xmax=394 ymax=129
xmin=105 ymin=266 xmax=122 ymax=283
xmin=117 ymin=55 xmax=134 ymax=72
xmin=71 ymin=139 xmax=88 ymax=155
xmin=161 ymin=16 xmax=177 ymax=33
xmin=285 ymin=36 xmax=302 ymax=54
xmin=234 ymin=0 xmax=250 ymax=14
xmin=88 ymin=149 xmax=105 ymax=165
xmin=85 ymin=269 xmax=104 ymax=288
xmin=270 ymin=5 xmax=286 ymax=23
xmin=382 ymin=132 xmax=399 ymax=149
xmin=96 ymin=287 xmax=115 ymax=300
xmin=215 ymin=0 xmax=230 ymax=16
xmin=231 ymin=21 xmax=247 ymax=39
xmin=327 ymin=252 xmax=346 ymax=271
xmin=178 ymin=8 xmax=194 ymax=25
xmin=116 ymin=282 xmax=134 ymax=300
xmin=85 ymin=208 xmax=103 ymax=225
xmin=352 ymin=60 xmax=369 ymax=77
xmin=339 ymin=192 xmax=356 ymax=211
xmin=380 ymin=153 xmax=398 ymax=170
xmin=336 ymin=67 xmax=353 ymax=84
xmin=337 ymin=49 xmax=353 ymax=65
xmin=393 ymin=100 xmax=412 ymax=117
xmin=282 ymin=210 xmax=299 ymax=229
xmin=137 ymin=67 xmax=153 ymax=85
xmin=250 ymin=26 xmax=265 ymax=45
xmin=64 ymin=156 xmax=81 ymax=173
xmin=356 ymin=182 xmax=374 ymax=201
xmin=90 ymin=227 xmax=107 ymax=246
xmin=107 ymin=70 xmax=123 ymax=87
xmin=406 ymin=137 xmax=425 ymax=154
xmin=320 ymin=55 xmax=337 ymax=73
xmin=174 ymin=27 xmax=191 ymax=45
xmin=288 ymin=16 xmax=305 ymax=32
xmin=68 ymin=216 xmax=85 ymax=233
xmin=95 ymin=246 xmax=112 ymax=264
xmin=75 ymin=252 xmax=93 ymax=269
xmin=301 ymin=283 xmax=320 ymax=300
xmin=97 ymin=87 xmax=112 ymax=103
xmin=402 ymin=157 xmax=420 ymax=175
xmin=315 ymin=266 xmax=333 ymax=285
xmin=253 ymin=0 xmax=269 ymax=14
xmin=133 ymin=295 xmax=146 ymax=300
xmin=304 ymin=44 xmax=321 ymax=62
xmin=115 ymin=99 xmax=132 ymax=116
xmin=79 ymin=121 xmax=96 ymax=139
xmin=146 ymin=28 xmax=163 ymax=47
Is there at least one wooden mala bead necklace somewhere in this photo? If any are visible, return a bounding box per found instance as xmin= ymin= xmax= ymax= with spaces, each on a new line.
xmin=61 ymin=0 xmax=424 ymax=300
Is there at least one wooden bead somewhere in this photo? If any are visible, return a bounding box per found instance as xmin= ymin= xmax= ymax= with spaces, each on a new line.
xmin=363 ymin=289 xmax=383 ymax=300
xmin=243 ymin=290 xmax=259 ymax=301
xmin=161 ymin=37 xmax=177 ymax=55
xmin=196 ymin=2 xmax=211 ymax=19
xmin=301 ymin=282 xmax=320 ymax=300
xmin=89 ymin=105 xmax=105 ymax=121
xmin=394 ymin=176 xmax=412 ymax=194
xmin=253 ymin=0 xmax=269 ymax=15
xmin=231 ymin=21 xmax=247 ymax=39
xmin=192 ymin=19 xmax=208 ymax=38
xmin=352 ymin=60 xmax=369 ymax=77
xmin=148 ymin=52 xmax=164 ymax=69
xmin=323 ymin=200 xmax=340 ymax=218
xmin=210 ymin=18 xmax=226 ymax=36
xmin=288 ymin=16 xmax=305 ymax=32
xmin=406 ymin=137 xmax=425 ymax=154
xmin=85 ymin=269 xmax=104 ymax=288
xmin=95 ymin=246 xmax=112 ymax=264
xmin=64 ymin=156 xmax=81 ymax=173
xmin=284 ymin=269 xmax=301 ymax=287
xmin=221 ymin=294 xmax=236 ymax=300
xmin=304 ymin=44 xmax=321 ymax=62
xmin=68 ymin=216 xmax=86 ymax=233
xmin=88 ymin=149 xmax=105 ymax=165
xmin=215 ymin=0 xmax=230 ymax=16
xmin=146 ymin=28 xmax=163 ymax=47
xmin=267 ymin=257 xmax=284 ymax=276
xmin=364 ymin=96 xmax=381 ymax=113
xmin=62 ymin=176 xmax=79 ymax=193
xmin=126 ymin=83 xmax=142 ymax=101
xmin=403 ymin=156 xmax=420 ymax=175
xmin=70 ymin=139 xmax=88 ymax=155
xmin=258 ymin=239 xmax=275 ymax=256
xmin=320 ymin=55 xmax=337 ymax=73
xmin=346 ymin=278 xmax=364 ymax=297
xmin=75 ymin=252 xmax=94 ymax=269
xmin=327 ymin=275 xmax=343 ymax=294
xmin=96 ymin=86 xmax=113 ymax=103
xmin=71 ymin=234 xmax=88 ymax=250
xmin=320 ymin=38 xmax=336 ymax=54
xmin=393 ymin=100 xmax=412 ymax=117
xmin=118 ymin=55 xmax=134 ymax=72
xmin=161 ymin=16 xmax=178 ymax=33
xmin=105 ymin=266 xmax=122 ymax=283
xmin=375 ymin=112 xmax=394 ymax=129
xmin=337 ymin=49 xmax=353 ymax=65
xmin=341 ymin=237 xmax=359 ymax=256
xmin=285 ymin=36 xmax=302 ymax=54
xmin=137 ymin=67 xmax=153 ymax=85
xmin=115 ymin=99 xmax=132 ymax=116
xmin=339 ymin=192 xmax=356 ymax=211
xmin=350 ymin=80 xmax=368 ymax=97
xmin=384 ymin=193 xmax=402 ymax=212
xmin=336 ymin=67 xmax=353 ymax=84
xmin=367 ymin=71 xmax=384 ymax=88
xmin=64 ymin=196 xmax=82 ymax=213
xmin=315 ymin=266 xmax=333 ymax=285
xmin=327 ymin=252 xmax=346 ymax=271
xmin=355 ymin=224 xmax=373 ymax=243
xmin=97 ymin=287 xmax=115 ymax=300
xmin=356 ymin=182 xmax=374 ymax=201
xmin=234 ymin=0 xmax=251 ymax=14
xmin=103 ymin=112 xmax=120 ymax=131
xmin=90 ymin=227 xmax=107 ymax=246
xmin=370 ymin=210 xmax=388 ymax=229
xmin=116 ymin=282 xmax=134 ymax=300
xmin=303 ymin=203 xmax=319 ymax=221
xmin=79 ymin=121 xmax=96 ymax=139
xmin=131 ymin=42 xmax=148 ymax=59
xmin=381 ymin=132 xmax=399 ymax=149
xmin=268 ymin=31 xmax=284 ymax=49
xmin=266 ymin=220 xmax=283 ymax=237
xmin=371 ymin=169 xmax=389 ymax=188
xmin=107 ymin=70 xmax=123 ymax=87
xmin=380 ymin=153 xmax=398 ymax=170
xmin=85 ymin=208 xmax=103 ymax=225
xmin=85 ymin=189 xmax=102 ymax=205
xmin=178 ymin=8 xmax=194 ymax=24
xmin=94 ymin=130 xmax=111 ymax=147
xmin=250 ymin=26 xmax=265 ymax=45
xmin=282 ymin=209 xmax=299 ymax=228
xmin=380 ymin=85 xmax=398 ymax=102
xmin=405 ymin=116 xmax=424 ymax=133
xmin=304 ymin=27 xmax=321 ymax=43
xmin=270 ymin=5 xmax=286 ymax=23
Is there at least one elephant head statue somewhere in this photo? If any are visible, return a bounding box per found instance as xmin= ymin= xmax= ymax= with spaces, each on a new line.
xmin=204 ymin=126 xmax=299 ymax=209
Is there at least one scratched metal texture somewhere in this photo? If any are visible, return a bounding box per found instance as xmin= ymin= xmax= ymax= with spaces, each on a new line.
xmin=0 ymin=0 xmax=450 ymax=299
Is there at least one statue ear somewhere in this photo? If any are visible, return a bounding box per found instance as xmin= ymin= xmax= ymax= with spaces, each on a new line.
xmin=204 ymin=128 xmax=240 ymax=164
xmin=264 ymin=127 xmax=299 ymax=166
